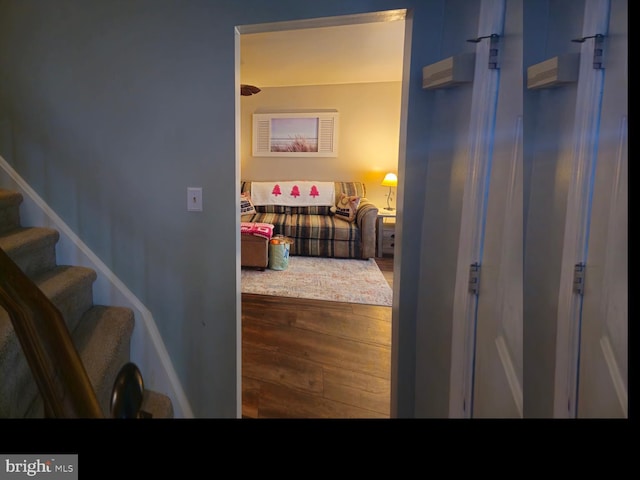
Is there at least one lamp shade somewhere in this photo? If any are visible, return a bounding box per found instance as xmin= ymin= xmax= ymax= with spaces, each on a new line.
xmin=381 ymin=173 xmax=398 ymax=187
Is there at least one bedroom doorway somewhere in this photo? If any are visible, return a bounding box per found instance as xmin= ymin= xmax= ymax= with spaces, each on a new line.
xmin=235 ymin=9 xmax=410 ymax=418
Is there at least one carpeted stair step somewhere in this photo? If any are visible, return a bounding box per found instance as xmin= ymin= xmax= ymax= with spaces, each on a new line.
xmin=0 ymin=265 xmax=98 ymax=418
xmin=71 ymin=306 xmax=174 ymax=418
xmin=33 ymin=265 xmax=97 ymax=333
xmin=0 ymin=227 xmax=59 ymax=278
xmin=4 ymin=304 xmax=174 ymax=419
xmin=20 ymin=305 xmax=135 ymax=418
xmin=0 ymin=187 xmax=174 ymax=418
xmin=141 ymin=390 xmax=174 ymax=419
xmin=71 ymin=305 xmax=136 ymax=417
xmin=0 ymin=188 xmax=23 ymax=233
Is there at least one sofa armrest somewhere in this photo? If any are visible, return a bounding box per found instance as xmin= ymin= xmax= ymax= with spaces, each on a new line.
xmin=356 ymin=199 xmax=379 ymax=259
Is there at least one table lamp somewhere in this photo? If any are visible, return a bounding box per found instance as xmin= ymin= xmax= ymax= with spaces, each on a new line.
xmin=381 ymin=173 xmax=398 ymax=211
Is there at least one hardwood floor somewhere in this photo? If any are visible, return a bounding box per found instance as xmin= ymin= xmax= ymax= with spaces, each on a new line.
xmin=241 ymin=256 xmax=394 ymax=418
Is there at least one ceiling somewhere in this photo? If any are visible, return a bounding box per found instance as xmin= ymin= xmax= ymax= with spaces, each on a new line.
xmin=239 ymin=19 xmax=406 ymax=88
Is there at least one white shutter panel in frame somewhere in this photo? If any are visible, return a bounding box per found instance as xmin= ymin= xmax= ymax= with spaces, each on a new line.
xmin=252 ymin=115 xmax=271 ymax=156
xmin=251 ymin=111 xmax=338 ymax=157
xmin=318 ymin=115 xmax=337 ymax=155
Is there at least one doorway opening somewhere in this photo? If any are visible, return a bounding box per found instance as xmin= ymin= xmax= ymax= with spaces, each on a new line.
xmin=235 ymin=9 xmax=411 ymax=418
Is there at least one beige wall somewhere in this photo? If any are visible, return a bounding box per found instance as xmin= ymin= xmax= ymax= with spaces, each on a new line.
xmin=240 ymin=81 xmax=402 ymax=208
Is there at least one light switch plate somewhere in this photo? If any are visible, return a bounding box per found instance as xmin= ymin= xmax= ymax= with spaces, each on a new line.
xmin=187 ymin=187 xmax=203 ymax=211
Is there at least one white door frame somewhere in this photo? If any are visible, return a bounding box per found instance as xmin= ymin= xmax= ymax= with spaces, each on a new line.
xmin=552 ymin=0 xmax=610 ymax=418
xmin=448 ymin=0 xmax=506 ymax=418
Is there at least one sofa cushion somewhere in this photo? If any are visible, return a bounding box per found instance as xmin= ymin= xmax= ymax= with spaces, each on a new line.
xmin=286 ymin=214 xmax=358 ymax=242
xmin=256 ymin=204 xmax=290 ymax=214
xmin=289 ymin=205 xmax=332 ymax=215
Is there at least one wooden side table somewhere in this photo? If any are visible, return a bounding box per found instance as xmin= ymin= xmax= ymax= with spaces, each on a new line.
xmin=376 ymin=208 xmax=396 ymax=257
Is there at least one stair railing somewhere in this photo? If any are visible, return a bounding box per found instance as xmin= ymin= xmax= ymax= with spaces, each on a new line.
xmin=0 ymin=246 xmax=104 ymax=417
xmin=0 ymin=246 xmax=152 ymax=418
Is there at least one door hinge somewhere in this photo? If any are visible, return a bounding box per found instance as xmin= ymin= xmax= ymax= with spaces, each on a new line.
xmin=466 ymin=33 xmax=501 ymax=69
xmin=573 ymin=262 xmax=586 ymax=295
xmin=468 ymin=262 xmax=481 ymax=295
xmin=592 ymin=34 xmax=606 ymax=69
xmin=488 ymin=33 xmax=501 ymax=69
xmin=571 ymin=33 xmax=605 ymax=69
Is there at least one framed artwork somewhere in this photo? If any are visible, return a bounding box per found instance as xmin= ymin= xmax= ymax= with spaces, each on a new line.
xmin=252 ymin=111 xmax=339 ymax=157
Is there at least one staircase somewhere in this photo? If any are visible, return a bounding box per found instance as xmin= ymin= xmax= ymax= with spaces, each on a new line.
xmin=0 ymin=187 xmax=173 ymax=418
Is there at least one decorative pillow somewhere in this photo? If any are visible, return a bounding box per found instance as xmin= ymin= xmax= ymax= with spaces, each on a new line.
xmin=332 ymin=193 xmax=361 ymax=222
xmin=240 ymin=193 xmax=256 ymax=215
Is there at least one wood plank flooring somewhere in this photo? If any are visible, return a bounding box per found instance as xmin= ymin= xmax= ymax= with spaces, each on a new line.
xmin=241 ymin=256 xmax=394 ymax=418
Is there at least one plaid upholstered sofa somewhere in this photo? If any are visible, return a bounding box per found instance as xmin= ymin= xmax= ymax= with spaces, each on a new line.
xmin=241 ymin=181 xmax=378 ymax=259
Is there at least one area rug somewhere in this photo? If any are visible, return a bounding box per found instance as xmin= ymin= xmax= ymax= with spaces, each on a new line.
xmin=241 ymin=256 xmax=393 ymax=306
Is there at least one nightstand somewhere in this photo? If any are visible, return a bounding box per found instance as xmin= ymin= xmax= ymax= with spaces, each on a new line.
xmin=376 ymin=208 xmax=396 ymax=257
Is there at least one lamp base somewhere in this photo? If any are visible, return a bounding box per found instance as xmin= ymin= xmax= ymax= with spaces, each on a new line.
xmin=385 ymin=187 xmax=395 ymax=211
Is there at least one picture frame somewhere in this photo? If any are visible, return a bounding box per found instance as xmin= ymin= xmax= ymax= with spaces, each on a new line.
xmin=252 ymin=110 xmax=339 ymax=157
